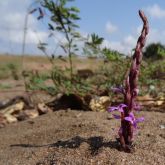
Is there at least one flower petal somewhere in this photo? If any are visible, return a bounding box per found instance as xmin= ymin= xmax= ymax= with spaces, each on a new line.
xmin=125 ymin=117 xmax=134 ymax=124
xmin=133 ymin=88 xmax=139 ymax=96
xmin=119 ymin=103 xmax=127 ymax=108
xmin=136 ymin=117 xmax=145 ymax=123
xmin=113 ymin=114 xmax=121 ymax=119
xmin=108 ymin=104 xmax=127 ymax=113
xmin=108 ymin=106 xmax=118 ymax=112
xmin=112 ymin=87 xmax=125 ymax=94
xmin=118 ymin=107 xmax=124 ymax=112
xmin=129 ymin=112 xmax=135 ymax=120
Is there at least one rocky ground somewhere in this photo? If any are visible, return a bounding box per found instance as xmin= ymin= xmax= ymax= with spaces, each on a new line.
xmin=0 ymin=108 xmax=164 ymax=165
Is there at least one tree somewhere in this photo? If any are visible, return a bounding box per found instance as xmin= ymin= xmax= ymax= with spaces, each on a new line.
xmin=144 ymin=43 xmax=165 ymax=60
xmin=83 ymin=33 xmax=104 ymax=57
xmin=102 ymin=47 xmax=123 ymax=61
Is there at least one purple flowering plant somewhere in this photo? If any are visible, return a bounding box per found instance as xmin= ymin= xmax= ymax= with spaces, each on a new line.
xmin=108 ymin=10 xmax=149 ymax=152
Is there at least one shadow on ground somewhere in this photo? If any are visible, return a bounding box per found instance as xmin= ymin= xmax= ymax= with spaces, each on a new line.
xmin=10 ymin=136 xmax=120 ymax=156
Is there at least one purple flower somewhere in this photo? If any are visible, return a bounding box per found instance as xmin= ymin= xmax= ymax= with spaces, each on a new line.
xmin=111 ymin=87 xmax=125 ymax=94
xmin=136 ymin=117 xmax=145 ymax=123
xmin=132 ymin=88 xmax=139 ymax=96
xmin=112 ymin=114 xmax=121 ymax=119
xmin=124 ymin=112 xmax=144 ymax=128
xmin=108 ymin=103 xmax=127 ymax=113
xmin=124 ymin=112 xmax=135 ymax=124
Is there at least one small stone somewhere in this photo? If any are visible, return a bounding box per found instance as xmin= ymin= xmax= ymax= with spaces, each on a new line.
xmin=4 ymin=114 xmax=17 ymax=123
xmin=37 ymin=103 xmax=52 ymax=115
xmin=160 ymin=125 xmax=165 ymax=129
xmin=16 ymin=110 xmax=39 ymax=121
xmin=0 ymin=114 xmax=7 ymax=127
xmin=1 ymin=102 xmax=24 ymax=115
xmin=89 ymin=96 xmax=110 ymax=112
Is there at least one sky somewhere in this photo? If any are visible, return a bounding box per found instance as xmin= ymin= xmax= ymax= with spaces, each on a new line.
xmin=0 ymin=0 xmax=165 ymax=56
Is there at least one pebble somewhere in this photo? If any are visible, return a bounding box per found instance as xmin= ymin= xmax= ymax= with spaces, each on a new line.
xmin=159 ymin=125 xmax=165 ymax=129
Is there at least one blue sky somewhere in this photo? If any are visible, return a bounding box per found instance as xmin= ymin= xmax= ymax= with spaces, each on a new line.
xmin=0 ymin=0 xmax=165 ymax=55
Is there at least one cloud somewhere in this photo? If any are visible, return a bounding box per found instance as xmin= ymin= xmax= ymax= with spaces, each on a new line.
xmin=102 ymin=24 xmax=165 ymax=55
xmin=102 ymin=39 xmax=133 ymax=55
xmin=102 ymin=32 xmax=138 ymax=55
xmin=137 ymin=24 xmax=165 ymax=45
xmin=0 ymin=0 xmax=31 ymax=28
xmin=105 ymin=21 xmax=118 ymax=34
xmin=146 ymin=4 xmax=165 ymax=19
xmin=1 ymin=1 xmax=165 ymax=57
xmin=147 ymin=28 xmax=165 ymax=45
xmin=123 ymin=35 xmax=136 ymax=48
xmin=0 ymin=0 xmax=49 ymax=54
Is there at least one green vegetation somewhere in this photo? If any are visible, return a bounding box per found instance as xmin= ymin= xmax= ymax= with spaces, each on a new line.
xmin=38 ymin=0 xmax=81 ymax=81
xmin=0 ymin=54 xmax=164 ymax=98
xmin=20 ymin=57 xmax=165 ymax=97
xmin=83 ymin=33 xmax=104 ymax=57
xmin=0 ymin=84 xmax=12 ymax=90
xmin=144 ymin=43 xmax=165 ymax=60
xmin=0 ymin=62 xmax=19 ymax=80
xmin=102 ymin=47 xmax=123 ymax=61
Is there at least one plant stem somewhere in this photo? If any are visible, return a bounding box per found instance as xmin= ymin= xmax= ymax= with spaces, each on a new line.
xmin=119 ymin=10 xmax=149 ymax=152
xmin=56 ymin=8 xmax=74 ymax=82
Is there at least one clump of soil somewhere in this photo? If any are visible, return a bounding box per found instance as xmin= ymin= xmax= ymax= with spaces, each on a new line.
xmin=0 ymin=109 xmax=164 ymax=165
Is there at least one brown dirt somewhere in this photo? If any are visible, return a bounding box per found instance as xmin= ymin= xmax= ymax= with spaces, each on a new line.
xmin=0 ymin=109 xmax=164 ymax=165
